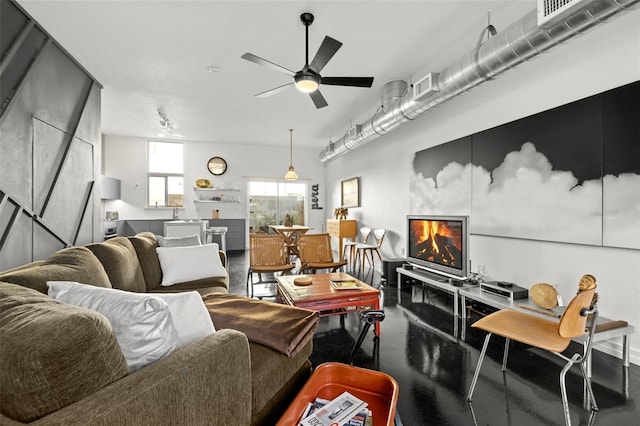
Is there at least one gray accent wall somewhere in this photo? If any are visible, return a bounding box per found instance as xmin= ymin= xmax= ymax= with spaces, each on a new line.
xmin=0 ymin=0 xmax=101 ymax=270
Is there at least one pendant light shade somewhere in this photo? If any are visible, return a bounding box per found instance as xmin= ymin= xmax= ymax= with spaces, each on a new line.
xmin=284 ymin=128 xmax=299 ymax=180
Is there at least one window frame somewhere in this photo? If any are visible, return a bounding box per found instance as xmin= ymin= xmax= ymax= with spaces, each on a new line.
xmin=147 ymin=140 xmax=184 ymax=208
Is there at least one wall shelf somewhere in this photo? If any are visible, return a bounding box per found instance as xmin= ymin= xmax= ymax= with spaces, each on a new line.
xmin=193 ymin=187 xmax=241 ymax=203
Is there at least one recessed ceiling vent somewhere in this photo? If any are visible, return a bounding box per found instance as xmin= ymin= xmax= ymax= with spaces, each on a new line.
xmin=537 ymin=0 xmax=590 ymax=27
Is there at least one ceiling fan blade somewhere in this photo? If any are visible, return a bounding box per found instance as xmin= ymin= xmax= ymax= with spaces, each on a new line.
xmin=309 ymin=36 xmax=342 ymax=73
xmin=321 ymin=76 xmax=374 ymax=87
xmin=255 ymin=82 xmax=294 ymax=98
xmin=309 ymin=90 xmax=328 ymax=109
xmin=241 ymin=53 xmax=296 ymax=77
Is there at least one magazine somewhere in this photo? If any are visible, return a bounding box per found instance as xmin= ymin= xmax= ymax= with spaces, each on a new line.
xmin=305 ymin=397 xmax=372 ymax=426
xmin=330 ymin=280 xmax=361 ymax=290
xmin=299 ymin=391 xmax=367 ymax=426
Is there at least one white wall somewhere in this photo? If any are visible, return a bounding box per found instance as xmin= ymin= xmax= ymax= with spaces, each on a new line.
xmin=102 ymin=136 xmax=328 ymax=242
xmin=325 ymin=10 xmax=640 ymax=364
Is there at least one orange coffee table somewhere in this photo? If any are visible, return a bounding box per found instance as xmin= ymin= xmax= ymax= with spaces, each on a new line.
xmin=276 ymin=272 xmax=382 ymax=335
xmin=276 ymin=362 xmax=399 ymax=426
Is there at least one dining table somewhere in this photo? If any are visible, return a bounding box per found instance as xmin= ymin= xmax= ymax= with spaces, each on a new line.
xmin=269 ymin=225 xmax=312 ymax=260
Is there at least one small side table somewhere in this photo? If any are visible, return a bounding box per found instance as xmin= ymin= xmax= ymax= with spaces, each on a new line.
xmin=327 ymin=219 xmax=357 ymax=259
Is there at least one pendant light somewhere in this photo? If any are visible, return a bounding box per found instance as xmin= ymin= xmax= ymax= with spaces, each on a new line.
xmin=284 ymin=128 xmax=299 ymax=180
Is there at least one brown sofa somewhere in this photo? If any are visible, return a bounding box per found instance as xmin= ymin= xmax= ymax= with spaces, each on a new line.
xmin=0 ymin=233 xmax=316 ymax=425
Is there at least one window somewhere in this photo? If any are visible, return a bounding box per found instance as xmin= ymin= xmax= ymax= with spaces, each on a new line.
xmin=248 ymin=181 xmax=307 ymax=233
xmin=147 ymin=141 xmax=184 ymax=207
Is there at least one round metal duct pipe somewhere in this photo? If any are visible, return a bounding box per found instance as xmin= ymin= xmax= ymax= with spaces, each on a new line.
xmin=319 ymin=0 xmax=640 ymax=162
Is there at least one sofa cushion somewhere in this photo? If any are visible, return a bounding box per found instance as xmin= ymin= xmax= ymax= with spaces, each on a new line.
xmin=85 ymin=237 xmax=146 ymax=292
xmin=0 ymin=246 xmax=111 ymax=294
xmin=128 ymin=232 xmax=163 ymax=290
xmin=249 ymin=341 xmax=313 ymax=420
xmin=0 ymin=282 xmax=128 ymax=423
xmin=147 ymin=276 xmax=229 ymax=296
xmin=157 ymin=243 xmax=227 ymax=286
xmin=156 ymin=233 xmax=202 ymax=247
xmin=47 ymin=281 xmax=179 ymax=372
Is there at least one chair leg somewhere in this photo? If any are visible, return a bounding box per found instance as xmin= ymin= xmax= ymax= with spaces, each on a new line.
xmin=560 ymin=357 xmax=577 ymax=426
xmin=502 ymin=337 xmax=510 ymax=371
xmin=579 ymin=361 xmax=599 ymax=411
xmin=468 ymin=332 xmax=492 ymax=401
xmin=246 ymin=269 xmax=253 ymax=298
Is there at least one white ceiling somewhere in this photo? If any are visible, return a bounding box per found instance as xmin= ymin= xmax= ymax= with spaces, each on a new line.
xmin=16 ymin=0 xmax=537 ymax=151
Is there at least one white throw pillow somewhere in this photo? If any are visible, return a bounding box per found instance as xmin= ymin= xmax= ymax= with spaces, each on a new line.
xmin=47 ymin=281 xmax=178 ymax=372
xmin=156 ymin=234 xmax=202 ymax=247
xmin=156 ymin=243 xmax=227 ymax=286
xmin=155 ymin=291 xmax=216 ymax=347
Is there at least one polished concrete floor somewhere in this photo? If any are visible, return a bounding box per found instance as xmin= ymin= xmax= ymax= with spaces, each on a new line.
xmin=227 ymin=251 xmax=639 ymax=425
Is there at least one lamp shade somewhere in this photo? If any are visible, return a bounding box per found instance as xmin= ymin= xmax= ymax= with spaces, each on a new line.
xmin=284 ymin=166 xmax=299 ymax=180
xmin=284 ymin=129 xmax=299 ymax=180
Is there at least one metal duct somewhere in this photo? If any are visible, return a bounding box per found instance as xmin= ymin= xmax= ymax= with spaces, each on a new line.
xmin=319 ymin=0 xmax=640 ymax=162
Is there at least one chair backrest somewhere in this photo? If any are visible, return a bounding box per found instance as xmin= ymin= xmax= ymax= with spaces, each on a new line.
xmin=249 ymin=234 xmax=289 ymax=267
xmin=373 ymin=228 xmax=386 ymax=248
xmin=297 ymin=233 xmax=335 ymax=263
xmin=359 ymin=227 xmax=372 ymax=243
xmin=558 ymin=288 xmax=596 ymax=338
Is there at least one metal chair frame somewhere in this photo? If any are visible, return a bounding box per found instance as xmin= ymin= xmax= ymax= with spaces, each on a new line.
xmin=467 ymin=289 xmax=599 ymax=426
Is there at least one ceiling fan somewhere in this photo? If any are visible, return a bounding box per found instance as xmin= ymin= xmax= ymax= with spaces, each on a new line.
xmin=241 ymin=12 xmax=374 ymax=109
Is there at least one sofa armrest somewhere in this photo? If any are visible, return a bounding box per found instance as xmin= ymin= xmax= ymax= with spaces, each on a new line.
xmin=28 ymin=329 xmax=252 ymax=425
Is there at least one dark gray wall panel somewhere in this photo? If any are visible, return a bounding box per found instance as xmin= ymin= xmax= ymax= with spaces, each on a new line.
xmin=75 ymin=82 xmax=102 ymax=146
xmin=0 ymin=74 xmax=35 ymax=208
xmin=0 ymin=209 xmax=32 ymax=270
xmin=0 ymin=1 xmax=101 ymax=270
xmin=39 ymin=136 xmax=94 ymax=244
xmin=23 ymin=44 xmax=92 ymax=134
xmin=33 ymin=119 xmax=68 ymax=214
xmin=33 ymin=221 xmax=66 ymax=263
xmin=0 ymin=1 xmax=29 ymax=58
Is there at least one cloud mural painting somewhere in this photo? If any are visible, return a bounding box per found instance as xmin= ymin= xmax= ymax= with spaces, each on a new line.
xmin=410 ymin=81 xmax=640 ymax=249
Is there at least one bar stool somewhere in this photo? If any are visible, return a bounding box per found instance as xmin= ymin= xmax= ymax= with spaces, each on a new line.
xmin=205 ymin=227 xmax=228 ymax=252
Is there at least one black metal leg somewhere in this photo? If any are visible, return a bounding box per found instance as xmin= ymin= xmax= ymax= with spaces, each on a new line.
xmin=350 ymin=310 xmax=385 ymax=365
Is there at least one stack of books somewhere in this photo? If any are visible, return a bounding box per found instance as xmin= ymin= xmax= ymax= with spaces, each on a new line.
xmin=330 ymin=280 xmax=361 ymax=291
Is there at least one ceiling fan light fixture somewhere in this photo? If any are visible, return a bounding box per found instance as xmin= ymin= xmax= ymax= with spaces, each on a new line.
xmin=294 ymin=73 xmax=319 ymax=93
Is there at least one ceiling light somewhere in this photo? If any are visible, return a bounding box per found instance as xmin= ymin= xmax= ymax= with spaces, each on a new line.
xmin=294 ymin=72 xmax=319 ymax=93
xmin=284 ymin=129 xmax=299 ymax=180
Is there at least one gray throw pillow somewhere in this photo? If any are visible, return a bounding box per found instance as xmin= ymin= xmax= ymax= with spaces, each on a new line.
xmin=156 ymin=234 xmax=202 ymax=247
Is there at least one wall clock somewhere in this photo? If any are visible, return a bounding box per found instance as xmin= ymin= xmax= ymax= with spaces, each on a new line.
xmin=207 ymin=156 xmax=227 ymax=175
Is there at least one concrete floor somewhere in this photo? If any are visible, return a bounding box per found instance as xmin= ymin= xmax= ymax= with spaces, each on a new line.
xmin=227 ymin=251 xmax=639 ymax=425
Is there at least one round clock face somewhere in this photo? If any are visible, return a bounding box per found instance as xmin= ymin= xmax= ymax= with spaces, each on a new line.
xmin=207 ymin=156 xmax=227 ymax=175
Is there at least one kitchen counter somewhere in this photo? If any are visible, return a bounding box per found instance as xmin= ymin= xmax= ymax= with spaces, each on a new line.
xmin=120 ymin=218 xmax=246 ymax=251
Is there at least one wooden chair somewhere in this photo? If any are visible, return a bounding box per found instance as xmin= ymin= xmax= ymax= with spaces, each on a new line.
xmin=467 ymin=289 xmax=599 ymax=426
xmin=246 ymin=234 xmax=295 ymax=298
xmin=342 ymin=226 xmax=371 ymax=272
xmin=354 ymin=228 xmax=386 ymax=276
xmin=297 ymin=233 xmax=347 ymax=274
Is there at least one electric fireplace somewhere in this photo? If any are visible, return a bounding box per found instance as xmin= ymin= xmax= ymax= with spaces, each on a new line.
xmin=406 ymin=215 xmax=469 ymax=280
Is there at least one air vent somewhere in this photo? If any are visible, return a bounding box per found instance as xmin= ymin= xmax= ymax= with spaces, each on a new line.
xmin=537 ymin=0 xmax=590 ymax=27
xmin=347 ymin=124 xmax=362 ymax=141
xmin=412 ymin=72 xmax=439 ymax=102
